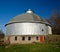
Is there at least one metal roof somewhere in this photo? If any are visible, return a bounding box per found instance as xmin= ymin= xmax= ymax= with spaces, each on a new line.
xmin=5 ymin=9 xmax=50 ymax=26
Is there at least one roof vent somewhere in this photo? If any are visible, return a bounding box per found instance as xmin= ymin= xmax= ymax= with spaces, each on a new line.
xmin=26 ymin=9 xmax=33 ymax=13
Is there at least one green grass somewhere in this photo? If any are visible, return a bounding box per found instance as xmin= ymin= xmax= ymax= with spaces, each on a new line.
xmin=0 ymin=43 xmax=60 ymax=52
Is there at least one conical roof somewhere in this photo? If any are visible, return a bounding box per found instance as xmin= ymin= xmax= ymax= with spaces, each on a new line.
xmin=5 ymin=9 xmax=49 ymax=26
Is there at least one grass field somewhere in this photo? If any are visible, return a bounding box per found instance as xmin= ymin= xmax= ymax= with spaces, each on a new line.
xmin=0 ymin=43 xmax=60 ymax=52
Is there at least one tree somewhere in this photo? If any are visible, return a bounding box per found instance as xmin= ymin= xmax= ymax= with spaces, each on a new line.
xmin=47 ymin=9 xmax=60 ymax=34
xmin=0 ymin=30 xmax=4 ymax=39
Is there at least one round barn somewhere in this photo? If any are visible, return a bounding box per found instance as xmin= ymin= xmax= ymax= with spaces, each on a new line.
xmin=5 ymin=9 xmax=52 ymax=44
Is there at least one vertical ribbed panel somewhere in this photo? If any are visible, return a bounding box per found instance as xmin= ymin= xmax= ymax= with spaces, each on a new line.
xmin=6 ymin=23 xmax=48 ymax=35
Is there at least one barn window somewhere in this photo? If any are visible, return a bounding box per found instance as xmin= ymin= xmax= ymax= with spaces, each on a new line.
xmin=42 ymin=29 xmax=44 ymax=31
xmin=15 ymin=36 xmax=17 ymax=41
xmin=36 ymin=36 xmax=38 ymax=40
xmin=28 ymin=37 xmax=31 ymax=40
xmin=22 ymin=36 xmax=25 ymax=41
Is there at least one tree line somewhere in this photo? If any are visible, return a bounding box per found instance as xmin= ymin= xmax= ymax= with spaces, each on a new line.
xmin=46 ymin=9 xmax=60 ymax=34
xmin=0 ymin=30 xmax=4 ymax=40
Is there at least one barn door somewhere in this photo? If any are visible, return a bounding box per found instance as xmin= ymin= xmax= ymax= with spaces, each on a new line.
xmin=40 ymin=36 xmax=44 ymax=43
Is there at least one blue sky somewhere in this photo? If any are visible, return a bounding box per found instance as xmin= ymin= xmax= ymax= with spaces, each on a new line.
xmin=0 ymin=0 xmax=60 ymax=32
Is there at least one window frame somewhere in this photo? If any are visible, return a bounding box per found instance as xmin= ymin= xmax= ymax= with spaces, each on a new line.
xmin=15 ymin=36 xmax=17 ymax=41
xmin=36 ymin=36 xmax=39 ymax=40
xmin=22 ymin=36 xmax=25 ymax=41
xmin=28 ymin=36 xmax=31 ymax=40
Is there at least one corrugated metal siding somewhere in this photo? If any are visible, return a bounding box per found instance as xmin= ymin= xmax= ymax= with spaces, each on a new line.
xmin=6 ymin=23 xmax=48 ymax=35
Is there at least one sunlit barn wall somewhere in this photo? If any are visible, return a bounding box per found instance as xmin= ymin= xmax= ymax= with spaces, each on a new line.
xmin=48 ymin=26 xmax=52 ymax=34
xmin=6 ymin=23 xmax=48 ymax=35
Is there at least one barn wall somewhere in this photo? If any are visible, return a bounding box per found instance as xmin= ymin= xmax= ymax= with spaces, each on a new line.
xmin=9 ymin=35 xmax=40 ymax=44
xmin=48 ymin=26 xmax=52 ymax=34
xmin=6 ymin=23 xmax=48 ymax=35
